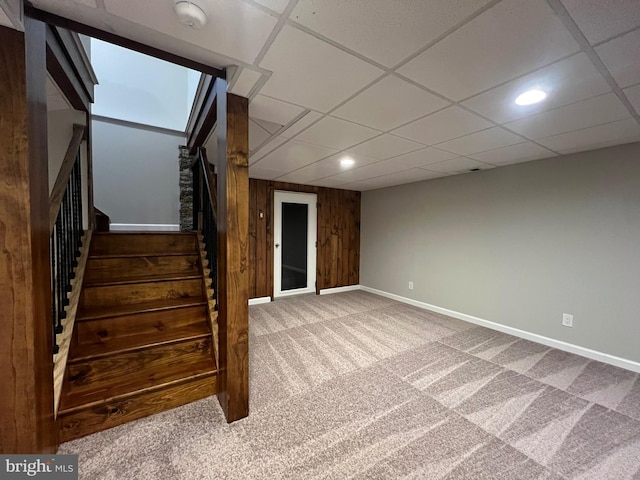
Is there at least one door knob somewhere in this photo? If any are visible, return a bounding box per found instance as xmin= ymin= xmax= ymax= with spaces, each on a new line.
xmin=275 ymin=243 xmax=280 ymax=248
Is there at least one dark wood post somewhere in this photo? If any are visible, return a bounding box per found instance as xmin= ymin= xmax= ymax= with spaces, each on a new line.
xmin=0 ymin=20 xmax=57 ymax=453
xmin=215 ymin=79 xmax=250 ymax=422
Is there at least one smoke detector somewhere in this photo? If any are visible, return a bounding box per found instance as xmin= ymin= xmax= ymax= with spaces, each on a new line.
xmin=174 ymin=1 xmax=208 ymax=29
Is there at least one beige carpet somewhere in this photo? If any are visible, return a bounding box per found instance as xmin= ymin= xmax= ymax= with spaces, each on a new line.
xmin=59 ymin=291 xmax=640 ymax=479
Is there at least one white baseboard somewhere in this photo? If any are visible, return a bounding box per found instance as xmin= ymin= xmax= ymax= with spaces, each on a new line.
xmin=360 ymin=285 xmax=640 ymax=374
xmin=319 ymin=285 xmax=362 ymax=295
xmin=249 ymin=296 xmax=272 ymax=306
xmin=110 ymin=223 xmax=180 ymax=232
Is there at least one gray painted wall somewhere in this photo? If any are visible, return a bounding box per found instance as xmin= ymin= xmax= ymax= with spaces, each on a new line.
xmin=92 ymin=119 xmax=185 ymax=227
xmin=360 ymin=142 xmax=640 ymax=363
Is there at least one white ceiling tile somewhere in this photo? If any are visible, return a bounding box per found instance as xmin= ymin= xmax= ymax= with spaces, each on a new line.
xmin=332 ymin=76 xmax=450 ymax=131
xmin=253 ymin=118 xmax=283 ymax=135
xmin=305 ymin=177 xmax=352 ymax=189
xmin=505 ymin=93 xmax=630 ymax=139
xmin=398 ymin=0 xmax=580 ymax=101
xmin=347 ymin=134 xmax=425 ymax=160
xmin=596 ymin=29 xmax=640 ymax=88
xmin=274 ymin=152 xmax=378 ymax=184
xmin=537 ymin=118 xmax=640 ymax=153
xmin=389 ymin=148 xmax=459 ymax=169
xmin=561 ymin=0 xmax=640 ymax=45
xmin=104 ymin=0 xmax=277 ymax=64
xmin=249 ymin=120 xmax=272 ymax=151
xmin=0 ymin=7 xmax=12 ymax=28
xmin=468 ymin=142 xmax=557 ymax=165
xmin=462 ymin=53 xmax=612 ymax=124
xmin=327 ymin=160 xmax=408 ymax=183
xmin=255 ymin=139 xmax=338 ymax=171
xmin=250 ymin=95 xmax=305 ymax=126
xmin=249 ymin=136 xmax=289 ymax=163
xmin=259 ymin=25 xmax=384 ymax=112
xmin=290 ymin=0 xmax=492 ymax=67
xmin=435 ymin=127 xmax=525 ymax=155
xmin=423 ymin=157 xmax=493 ymax=174
xmin=230 ymin=68 xmax=262 ymax=97
xmin=252 ymin=0 xmax=289 ymax=14
xmin=280 ymin=111 xmax=323 ymax=138
xmin=392 ymin=106 xmax=493 ymax=146
xmin=624 ymin=84 xmax=640 ymax=113
xmin=359 ymin=168 xmax=446 ymax=189
xmin=294 ymin=116 xmax=380 ymax=150
xmin=249 ymin=165 xmax=289 ymax=180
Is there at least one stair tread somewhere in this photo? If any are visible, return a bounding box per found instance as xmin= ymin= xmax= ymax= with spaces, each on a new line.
xmin=59 ymin=360 xmax=217 ymax=413
xmin=71 ymin=323 xmax=211 ymax=361
xmin=88 ymin=252 xmax=198 ymax=259
xmin=78 ymin=297 xmax=207 ymax=320
xmin=84 ymin=272 xmax=201 ymax=287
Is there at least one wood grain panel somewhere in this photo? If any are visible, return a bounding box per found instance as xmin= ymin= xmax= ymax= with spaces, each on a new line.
xmin=247 ymin=181 xmax=361 ymax=296
xmin=0 ymin=21 xmax=57 ymax=454
xmin=67 ymin=337 xmax=212 ymax=392
xmin=59 ymin=371 xmax=217 ymax=442
xmin=216 ymin=85 xmax=250 ymax=422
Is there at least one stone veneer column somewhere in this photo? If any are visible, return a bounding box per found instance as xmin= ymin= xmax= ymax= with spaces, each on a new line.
xmin=179 ymin=145 xmax=194 ymax=231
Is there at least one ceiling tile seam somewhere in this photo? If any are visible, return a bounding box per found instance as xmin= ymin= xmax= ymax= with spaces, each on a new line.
xmin=545 ymin=0 xmax=640 ymax=128
xmin=591 ymin=24 xmax=640 ymax=49
xmin=452 ymin=103 xmax=562 ymax=156
xmin=500 ymin=90 xmax=630 ymax=128
xmin=387 ymin=0 xmax=504 ymax=72
xmin=531 ymin=116 xmax=638 ymax=142
xmin=453 ymin=51 xmax=585 ymax=104
xmin=253 ymin=0 xmax=301 ymax=67
xmin=250 ymin=119 xmax=272 ymax=137
xmin=284 ymin=20 xmax=392 ymax=72
xmin=237 ymin=0 xmax=282 ymax=17
xmin=267 ymin=136 xmax=426 ymax=182
xmin=246 ymin=72 xmax=272 ymax=101
xmin=254 ymin=92 xmax=319 ymax=114
xmin=250 ymin=109 xmax=310 ymax=153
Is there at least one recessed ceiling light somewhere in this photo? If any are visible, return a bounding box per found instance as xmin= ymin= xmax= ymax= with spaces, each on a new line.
xmin=340 ymin=157 xmax=355 ymax=168
xmin=515 ymin=89 xmax=547 ymax=106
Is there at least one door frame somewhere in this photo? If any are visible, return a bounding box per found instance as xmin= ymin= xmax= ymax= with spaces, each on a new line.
xmin=273 ymin=190 xmax=317 ymax=298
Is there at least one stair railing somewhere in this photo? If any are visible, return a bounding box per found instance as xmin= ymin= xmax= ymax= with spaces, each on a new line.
xmin=191 ymin=147 xmax=218 ymax=307
xmin=49 ymin=124 xmax=86 ymax=354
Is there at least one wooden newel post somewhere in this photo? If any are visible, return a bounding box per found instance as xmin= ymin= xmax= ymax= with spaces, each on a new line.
xmin=0 ymin=20 xmax=58 ymax=453
xmin=215 ymin=79 xmax=250 ymax=422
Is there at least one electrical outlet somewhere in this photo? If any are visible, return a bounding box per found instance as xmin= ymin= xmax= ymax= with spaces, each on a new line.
xmin=408 ymin=281 xmax=414 ymax=290
xmin=562 ymin=313 xmax=573 ymax=327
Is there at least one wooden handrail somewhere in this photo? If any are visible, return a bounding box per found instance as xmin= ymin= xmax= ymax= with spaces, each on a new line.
xmin=49 ymin=124 xmax=85 ymax=233
xmin=199 ymin=148 xmax=217 ymax=222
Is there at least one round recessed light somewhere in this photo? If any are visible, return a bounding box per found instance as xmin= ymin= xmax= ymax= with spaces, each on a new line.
xmin=340 ymin=157 xmax=355 ymax=168
xmin=515 ymin=89 xmax=547 ymax=106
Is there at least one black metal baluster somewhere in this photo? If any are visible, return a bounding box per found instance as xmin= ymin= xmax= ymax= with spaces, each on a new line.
xmin=55 ymin=214 xmax=64 ymax=333
xmin=76 ymin=156 xmax=83 ymax=242
xmin=51 ymin=234 xmax=59 ymax=354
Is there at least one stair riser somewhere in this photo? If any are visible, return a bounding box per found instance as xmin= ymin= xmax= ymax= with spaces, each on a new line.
xmin=68 ymin=337 xmax=212 ymax=392
xmin=76 ymin=305 xmax=208 ymax=345
xmin=91 ymin=234 xmax=197 ymax=256
xmin=59 ymin=374 xmax=217 ymax=442
xmin=85 ymin=255 xmax=200 ymax=283
xmin=81 ymin=279 xmax=203 ymax=307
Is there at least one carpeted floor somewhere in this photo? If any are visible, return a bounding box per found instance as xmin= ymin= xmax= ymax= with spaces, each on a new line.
xmin=59 ymin=291 xmax=640 ymax=479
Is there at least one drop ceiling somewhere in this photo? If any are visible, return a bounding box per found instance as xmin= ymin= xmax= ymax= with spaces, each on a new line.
xmin=30 ymin=0 xmax=640 ymax=191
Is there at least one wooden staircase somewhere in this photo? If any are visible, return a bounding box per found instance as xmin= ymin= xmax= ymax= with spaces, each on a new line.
xmin=58 ymin=232 xmax=218 ymax=442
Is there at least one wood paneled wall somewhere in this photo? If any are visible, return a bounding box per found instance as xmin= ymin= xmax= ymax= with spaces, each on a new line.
xmin=248 ymin=180 xmax=361 ymax=298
